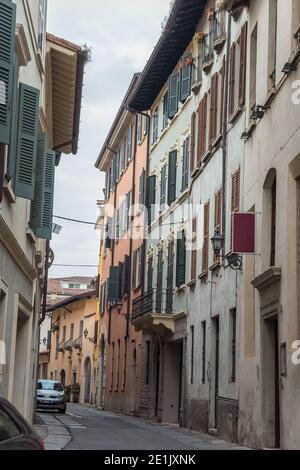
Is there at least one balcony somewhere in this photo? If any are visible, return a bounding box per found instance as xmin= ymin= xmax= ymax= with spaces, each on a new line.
xmin=64 ymin=339 xmax=73 ymax=352
xmin=132 ymin=289 xmax=176 ymax=335
xmin=72 ymin=336 xmax=83 ymax=350
xmin=202 ymin=32 xmax=214 ymax=73
xmin=191 ymin=55 xmax=203 ymax=94
xmin=57 ymin=341 xmax=64 ymax=353
xmin=212 ymin=11 xmax=226 ymax=53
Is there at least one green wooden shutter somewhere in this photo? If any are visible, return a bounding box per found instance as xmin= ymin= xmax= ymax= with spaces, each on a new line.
xmin=139 ymin=243 xmax=145 ymax=291
xmin=180 ymin=64 xmax=191 ymax=102
xmin=122 ymin=255 xmax=130 ymax=297
xmin=176 ymin=231 xmax=186 ymax=288
xmin=30 ymin=133 xmax=47 ymax=230
xmin=168 ymin=150 xmax=177 ymax=206
xmin=35 ymin=148 xmax=56 ymax=240
xmin=147 ymin=175 xmax=156 ymax=224
xmin=0 ymin=0 xmax=16 ymax=145
xmin=15 ymin=83 xmax=40 ymax=200
xmin=108 ymin=266 xmax=120 ymax=302
xmin=168 ymin=74 xmax=179 ymax=118
xmin=118 ymin=262 xmax=123 ymax=300
xmin=7 ymin=54 xmax=19 ymax=181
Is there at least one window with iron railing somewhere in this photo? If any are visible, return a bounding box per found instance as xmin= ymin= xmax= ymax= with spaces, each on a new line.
xmin=213 ymin=10 xmax=226 ymax=43
xmin=192 ymin=55 xmax=203 ymax=85
xmin=203 ymin=31 xmax=214 ymax=64
xmin=166 ymin=240 xmax=174 ymax=314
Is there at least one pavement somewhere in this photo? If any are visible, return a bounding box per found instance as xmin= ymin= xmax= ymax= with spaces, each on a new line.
xmin=35 ymin=403 xmax=250 ymax=451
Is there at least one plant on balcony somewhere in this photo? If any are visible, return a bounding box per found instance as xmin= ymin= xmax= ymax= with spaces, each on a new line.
xmin=71 ymin=383 xmax=80 ymax=403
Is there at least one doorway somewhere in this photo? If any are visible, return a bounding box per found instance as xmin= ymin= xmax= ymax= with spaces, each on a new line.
xmin=84 ymin=357 xmax=91 ymax=403
xmin=130 ymin=344 xmax=137 ymax=414
xmin=60 ymin=369 xmax=66 ymax=387
xmin=154 ymin=343 xmax=161 ymax=418
xmin=212 ymin=316 xmax=220 ymax=429
xmin=12 ymin=310 xmax=29 ymax=414
xmin=263 ymin=316 xmax=280 ymax=448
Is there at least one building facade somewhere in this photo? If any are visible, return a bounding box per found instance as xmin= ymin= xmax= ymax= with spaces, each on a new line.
xmin=95 ymin=74 xmax=148 ymax=416
xmin=0 ymin=0 xmax=86 ymax=422
xmin=47 ymin=291 xmax=97 ymax=404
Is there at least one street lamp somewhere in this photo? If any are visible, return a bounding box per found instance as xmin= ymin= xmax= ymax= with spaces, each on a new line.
xmin=211 ymin=232 xmax=242 ymax=271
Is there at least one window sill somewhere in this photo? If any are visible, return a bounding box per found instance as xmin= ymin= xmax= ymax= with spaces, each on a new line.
xmin=202 ymin=149 xmax=212 ymax=164
xmin=26 ymin=228 xmax=36 ymax=244
xmin=211 ymin=133 xmax=222 ymax=149
xmin=176 ymin=285 xmax=186 ymax=293
xmin=3 ymin=179 xmax=16 ymax=204
xmin=229 ymin=106 xmax=243 ymax=125
xmin=198 ymin=271 xmax=208 ymax=282
xmin=209 ymin=261 xmax=221 ymax=272
xmin=187 ymin=279 xmax=196 ymax=288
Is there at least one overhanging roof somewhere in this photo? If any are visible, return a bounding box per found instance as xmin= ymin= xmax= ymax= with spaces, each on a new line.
xmin=128 ymin=0 xmax=207 ymax=111
xmin=46 ymin=290 xmax=96 ymax=313
xmin=46 ymin=33 xmax=87 ymax=155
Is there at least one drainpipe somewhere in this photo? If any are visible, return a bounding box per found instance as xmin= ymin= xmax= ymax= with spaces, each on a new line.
xmin=39 ymin=239 xmax=50 ymax=326
xmin=221 ymin=12 xmax=232 ymax=258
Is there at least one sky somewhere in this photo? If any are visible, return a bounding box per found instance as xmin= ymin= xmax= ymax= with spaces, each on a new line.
xmin=47 ymin=0 xmax=171 ymax=279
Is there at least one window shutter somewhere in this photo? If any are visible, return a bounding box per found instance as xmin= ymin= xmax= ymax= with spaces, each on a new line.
xmin=30 ymin=132 xmax=47 ymax=230
xmin=229 ymin=43 xmax=236 ymax=116
xmin=7 ymin=54 xmax=19 ymax=181
xmin=239 ymin=22 xmax=248 ymax=107
xmin=168 ymin=74 xmax=179 ymax=118
xmin=147 ymin=254 xmax=153 ymax=291
xmin=220 ymin=57 xmax=226 ymax=133
xmin=197 ymin=94 xmax=207 ymax=164
xmin=132 ymin=250 xmax=137 ymax=290
xmin=108 ymin=266 xmax=120 ymax=302
xmin=118 ymin=262 xmax=123 ymax=299
xmin=176 ymin=232 xmax=186 ymax=288
xmin=190 ymin=112 xmax=196 ymax=172
xmin=127 ymin=125 xmax=132 ymax=162
xmin=214 ymin=189 xmax=222 ymax=262
xmin=139 ymin=169 xmax=145 ymax=206
xmin=139 ymin=244 xmax=145 ymax=290
xmin=147 ymin=175 xmax=156 ymax=224
xmin=0 ymin=0 xmax=16 ymax=145
xmin=34 ymin=148 xmax=56 ymax=240
xmin=180 ymin=64 xmax=191 ymax=102
xmin=231 ymin=169 xmax=240 ymax=248
xmin=15 ymin=83 xmax=40 ymax=200
xmin=168 ymin=150 xmax=177 ymax=206
xmin=209 ymin=74 xmax=218 ymax=146
xmin=160 ymin=164 xmax=166 ymax=207
xmin=47 ymin=330 xmax=51 ymax=350
xmin=202 ymin=202 xmax=210 ymax=274
xmin=166 ymin=240 xmax=174 ymax=313
xmin=182 ymin=138 xmax=189 ymax=191
xmin=191 ymin=217 xmax=197 ymax=280
xmin=94 ymin=320 xmax=99 ymax=345
xmin=122 ymin=255 xmax=130 ymax=297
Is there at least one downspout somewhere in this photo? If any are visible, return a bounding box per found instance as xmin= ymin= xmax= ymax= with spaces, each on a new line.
xmin=221 ymin=12 xmax=232 ymax=258
xmin=39 ymin=239 xmax=50 ymax=326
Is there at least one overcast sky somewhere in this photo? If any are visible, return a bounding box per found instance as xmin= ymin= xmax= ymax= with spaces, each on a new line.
xmin=47 ymin=0 xmax=170 ymax=279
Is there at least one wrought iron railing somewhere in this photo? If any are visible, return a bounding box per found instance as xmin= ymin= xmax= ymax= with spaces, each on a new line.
xmin=72 ymin=336 xmax=83 ymax=350
xmin=57 ymin=341 xmax=65 ymax=352
xmin=213 ymin=10 xmax=226 ymax=43
xmin=132 ymin=288 xmax=173 ymax=321
xmin=202 ymin=31 xmax=214 ymax=65
xmin=64 ymin=339 xmax=73 ymax=351
xmin=192 ymin=55 xmax=203 ymax=85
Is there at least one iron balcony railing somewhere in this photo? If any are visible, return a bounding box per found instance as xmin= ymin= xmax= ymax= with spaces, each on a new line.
xmin=57 ymin=341 xmax=65 ymax=353
xmin=132 ymin=288 xmax=174 ymax=321
xmin=213 ymin=10 xmax=226 ymax=44
xmin=72 ymin=336 xmax=83 ymax=350
xmin=202 ymin=31 xmax=214 ymax=65
xmin=191 ymin=55 xmax=203 ymax=86
xmin=64 ymin=339 xmax=73 ymax=352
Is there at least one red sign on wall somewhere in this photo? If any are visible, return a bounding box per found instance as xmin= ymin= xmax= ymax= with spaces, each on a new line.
xmin=232 ymin=212 xmax=256 ymax=254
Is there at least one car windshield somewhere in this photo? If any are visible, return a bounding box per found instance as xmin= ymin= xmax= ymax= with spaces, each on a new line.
xmin=37 ymin=381 xmax=63 ymax=392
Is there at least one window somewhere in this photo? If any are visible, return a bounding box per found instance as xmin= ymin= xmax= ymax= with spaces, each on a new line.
xmin=230 ymin=309 xmax=237 ymax=382
xmin=201 ymin=321 xmax=206 ymax=384
xmin=162 ymin=92 xmax=168 ymax=129
xmin=146 ymin=341 xmax=150 ymax=385
xmin=122 ymin=338 xmax=127 ymax=389
xmin=79 ymin=320 xmax=84 ymax=337
xmin=176 ymin=231 xmax=186 ymax=288
xmin=190 ymin=326 xmax=194 ymax=385
xmin=38 ymin=0 xmax=46 ymax=52
xmin=110 ymin=342 xmax=115 ymax=391
xmin=116 ymin=340 xmax=120 ymax=390
xmin=209 ymin=73 xmax=218 ymax=146
xmin=160 ymin=164 xmax=167 ymax=210
xmin=168 ymin=74 xmax=179 ymax=118
xmin=132 ymin=250 xmax=138 ymax=290
xmin=231 ymin=169 xmax=240 ymax=248
xmin=166 ymin=240 xmax=174 ymax=313
xmin=70 ymin=323 xmax=74 ymax=340
xmin=72 ymin=372 xmax=77 ymax=385
xmin=137 ymin=114 xmax=142 ymax=144
xmin=271 ymin=177 xmax=277 ymax=266
xmin=191 ymin=217 xmax=197 ymax=281
xmin=139 ymin=170 xmax=145 ymax=208
xmin=190 ymin=112 xmax=196 ymax=172
xmin=156 ymin=248 xmax=164 ymax=313
xmin=203 ymin=30 xmax=214 ymax=63
xmin=214 ymin=189 xmax=222 ymax=262
xmin=197 ymin=94 xmax=208 ymax=163
xmin=152 ymin=108 xmax=158 ymax=144
xmin=147 ymin=175 xmax=156 ymax=225
xmin=182 ymin=137 xmax=190 ymax=191
xmin=202 ymin=202 xmax=210 ymax=275
xmin=0 ymin=408 xmax=20 ymax=442
xmin=229 ymin=22 xmax=248 ymax=118
xmin=63 ymin=326 xmax=66 ymax=342
xmin=147 ymin=255 xmax=153 ymax=291
xmin=127 ymin=124 xmax=134 ymax=162
xmin=168 ymin=150 xmax=177 ymax=206
xmin=268 ymin=1 xmax=278 ymax=91
xmin=250 ymin=23 xmax=258 ymax=112
xmin=180 ymin=63 xmax=191 ymax=102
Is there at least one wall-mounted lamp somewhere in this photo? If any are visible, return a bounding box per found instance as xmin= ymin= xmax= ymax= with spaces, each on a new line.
xmin=250 ymin=105 xmax=267 ymax=120
xmin=211 ymin=232 xmax=243 ymax=271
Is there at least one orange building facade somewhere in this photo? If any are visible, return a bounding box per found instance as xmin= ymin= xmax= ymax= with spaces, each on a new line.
xmin=95 ymin=75 xmax=148 ymax=415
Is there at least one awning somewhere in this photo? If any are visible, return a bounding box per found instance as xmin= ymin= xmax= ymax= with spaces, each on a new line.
xmin=46 ymin=33 xmax=87 ymax=155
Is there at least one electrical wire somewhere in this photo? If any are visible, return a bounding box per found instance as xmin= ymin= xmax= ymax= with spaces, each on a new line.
xmin=53 ymin=214 xmax=189 ymax=228
xmin=52 ymin=264 xmax=98 ymax=267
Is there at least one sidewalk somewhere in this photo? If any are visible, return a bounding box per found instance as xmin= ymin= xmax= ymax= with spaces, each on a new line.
xmin=34 ymin=413 xmax=71 ymax=450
